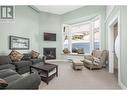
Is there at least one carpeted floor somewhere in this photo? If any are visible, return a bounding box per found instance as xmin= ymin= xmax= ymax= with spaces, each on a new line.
xmin=39 ymin=60 xmax=120 ymax=90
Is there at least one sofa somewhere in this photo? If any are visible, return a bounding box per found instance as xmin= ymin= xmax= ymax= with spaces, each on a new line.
xmin=21 ymin=53 xmax=43 ymax=64
xmin=0 ymin=56 xmax=15 ymax=70
xmin=0 ymin=55 xmax=32 ymax=74
xmin=82 ymin=49 xmax=108 ymax=70
xmin=12 ymin=60 xmax=32 ymax=74
xmin=0 ymin=69 xmax=41 ymax=89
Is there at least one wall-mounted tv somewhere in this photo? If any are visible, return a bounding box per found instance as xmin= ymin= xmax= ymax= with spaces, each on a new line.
xmin=44 ymin=32 xmax=56 ymax=41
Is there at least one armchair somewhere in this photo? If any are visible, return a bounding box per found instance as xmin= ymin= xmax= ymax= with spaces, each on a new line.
xmin=82 ymin=50 xmax=108 ymax=70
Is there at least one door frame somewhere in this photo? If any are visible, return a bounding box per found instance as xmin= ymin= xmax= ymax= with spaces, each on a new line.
xmin=108 ymin=11 xmax=121 ymax=83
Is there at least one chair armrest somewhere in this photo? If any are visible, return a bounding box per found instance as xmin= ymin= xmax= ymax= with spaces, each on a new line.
xmin=84 ymin=55 xmax=94 ymax=61
xmin=6 ymin=73 xmax=41 ymax=89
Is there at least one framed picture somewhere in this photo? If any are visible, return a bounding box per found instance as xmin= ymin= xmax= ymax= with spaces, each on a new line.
xmin=9 ymin=36 xmax=30 ymax=50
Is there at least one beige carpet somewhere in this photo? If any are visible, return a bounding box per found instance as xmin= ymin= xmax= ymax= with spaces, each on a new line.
xmin=39 ymin=60 xmax=120 ymax=90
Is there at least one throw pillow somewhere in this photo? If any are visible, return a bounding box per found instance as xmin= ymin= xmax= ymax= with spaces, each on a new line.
xmin=77 ymin=48 xmax=84 ymax=54
xmin=63 ymin=48 xmax=70 ymax=54
xmin=0 ymin=78 xmax=8 ymax=88
xmin=9 ymin=50 xmax=24 ymax=62
xmin=93 ymin=57 xmax=100 ymax=63
xmin=31 ymin=50 xmax=40 ymax=59
xmin=22 ymin=53 xmax=31 ymax=60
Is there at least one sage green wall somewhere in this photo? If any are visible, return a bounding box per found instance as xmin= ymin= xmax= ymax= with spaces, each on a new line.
xmin=61 ymin=6 xmax=106 ymax=50
xmin=120 ymin=6 xmax=127 ymax=88
xmin=39 ymin=12 xmax=62 ymax=59
xmin=0 ymin=6 xmax=40 ymax=55
xmin=106 ymin=6 xmax=127 ymax=88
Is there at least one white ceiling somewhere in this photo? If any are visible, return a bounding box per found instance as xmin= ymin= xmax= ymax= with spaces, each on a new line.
xmin=34 ymin=6 xmax=83 ymax=15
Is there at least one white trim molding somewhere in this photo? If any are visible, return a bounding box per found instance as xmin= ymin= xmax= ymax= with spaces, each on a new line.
xmin=107 ymin=10 xmax=121 ymax=87
xmin=105 ymin=6 xmax=115 ymax=22
xmin=119 ymin=81 xmax=127 ymax=89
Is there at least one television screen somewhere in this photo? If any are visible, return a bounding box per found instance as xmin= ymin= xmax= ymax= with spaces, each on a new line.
xmin=44 ymin=32 xmax=56 ymax=41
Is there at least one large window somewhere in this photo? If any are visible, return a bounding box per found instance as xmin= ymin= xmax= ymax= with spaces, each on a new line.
xmin=71 ymin=23 xmax=91 ymax=53
xmin=63 ymin=16 xmax=101 ymax=54
xmin=93 ymin=18 xmax=100 ymax=49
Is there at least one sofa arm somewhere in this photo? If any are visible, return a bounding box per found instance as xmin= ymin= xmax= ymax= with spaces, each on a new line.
xmin=6 ymin=73 xmax=41 ymax=89
xmin=30 ymin=58 xmax=43 ymax=64
xmin=84 ymin=55 xmax=94 ymax=61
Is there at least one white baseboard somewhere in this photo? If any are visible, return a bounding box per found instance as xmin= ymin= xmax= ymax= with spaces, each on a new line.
xmin=46 ymin=59 xmax=69 ymax=62
xmin=119 ymin=81 xmax=127 ymax=89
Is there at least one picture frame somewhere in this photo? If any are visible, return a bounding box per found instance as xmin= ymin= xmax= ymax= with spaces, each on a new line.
xmin=9 ymin=36 xmax=30 ymax=50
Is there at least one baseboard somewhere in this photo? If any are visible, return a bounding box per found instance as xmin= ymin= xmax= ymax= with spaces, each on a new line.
xmin=46 ymin=59 xmax=69 ymax=62
xmin=119 ymin=81 xmax=127 ymax=89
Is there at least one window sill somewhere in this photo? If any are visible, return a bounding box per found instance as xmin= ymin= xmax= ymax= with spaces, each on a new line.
xmin=61 ymin=53 xmax=90 ymax=56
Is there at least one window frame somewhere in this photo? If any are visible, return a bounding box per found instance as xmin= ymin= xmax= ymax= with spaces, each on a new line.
xmin=62 ymin=15 xmax=101 ymax=54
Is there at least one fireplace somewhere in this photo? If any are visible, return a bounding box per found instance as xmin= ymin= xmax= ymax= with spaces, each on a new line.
xmin=43 ymin=48 xmax=56 ymax=60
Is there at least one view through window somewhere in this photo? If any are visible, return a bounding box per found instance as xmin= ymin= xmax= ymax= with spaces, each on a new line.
xmin=71 ymin=23 xmax=91 ymax=53
xmin=63 ymin=16 xmax=100 ymax=54
xmin=93 ymin=18 xmax=100 ymax=49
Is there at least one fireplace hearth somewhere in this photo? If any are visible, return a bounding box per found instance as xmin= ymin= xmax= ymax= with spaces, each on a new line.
xmin=43 ymin=48 xmax=56 ymax=60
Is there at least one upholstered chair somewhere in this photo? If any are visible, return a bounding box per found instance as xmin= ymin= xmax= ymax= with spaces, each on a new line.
xmin=82 ymin=49 xmax=108 ymax=70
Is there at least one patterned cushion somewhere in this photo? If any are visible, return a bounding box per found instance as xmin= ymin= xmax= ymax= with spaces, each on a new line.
xmin=93 ymin=57 xmax=100 ymax=63
xmin=22 ymin=53 xmax=31 ymax=60
xmin=63 ymin=48 xmax=70 ymax=54
xmin=0 ymin=78 xmax=8 ymax=88
xmin=9 ymin=50 xmax=23 ymax=62
xmin=92 ymin=50 xmax=102 ymax=58
xmin=31 ymin=50 xmax=40 ymax=59
xmin=77 ymin=48 xmax=84 ymax=54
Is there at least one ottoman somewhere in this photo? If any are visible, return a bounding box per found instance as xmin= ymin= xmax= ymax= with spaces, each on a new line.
xmin=72 ymin=60 xmax=84 ymax=70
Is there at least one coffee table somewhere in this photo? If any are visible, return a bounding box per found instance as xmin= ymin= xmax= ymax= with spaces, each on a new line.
xmin=30 ymin=62 xmax=58 ymax=84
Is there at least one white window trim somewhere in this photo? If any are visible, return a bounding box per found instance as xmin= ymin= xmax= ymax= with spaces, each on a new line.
xmin=62 ymin=15 xmax=101 ymax=54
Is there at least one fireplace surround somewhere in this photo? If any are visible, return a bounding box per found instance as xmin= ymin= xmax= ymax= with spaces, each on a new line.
xmin=43 ymin=48 xmax=56 ymax=60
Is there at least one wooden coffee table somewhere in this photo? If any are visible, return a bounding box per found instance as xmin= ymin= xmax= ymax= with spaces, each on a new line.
xmin=30 ymin=62 xmax=58 ymax=84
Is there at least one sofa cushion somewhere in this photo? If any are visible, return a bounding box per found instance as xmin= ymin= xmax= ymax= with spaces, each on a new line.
xmin=0 ymin=78 xmax=8 ymax=88
xmin=31 ymin=50 xmax=40 ymax=59
xmin=0 ymin=69 xmax=41 ymax=89
xmin=0 ymin=69 xmax=17 ymax=79
xmin=16 ymin=66 xmax=31 ymax=74
xmin=9 ymin=50 xmax=23 ymax=62
xmin=4 ymin=74 xmax=21 ymax=83
xmin=12 ymin=61 xmax=32 ymax=68
xmin=0 ymin=64 xmax=15 ymax=70
xmin=22 ymin=53 xmax=31 ymax=60
xmin=0 ymin=56 xmax=12 ymax=65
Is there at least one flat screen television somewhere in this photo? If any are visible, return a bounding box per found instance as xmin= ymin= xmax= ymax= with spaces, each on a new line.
xmin=44 ymin=32 xmax=56 ymax=41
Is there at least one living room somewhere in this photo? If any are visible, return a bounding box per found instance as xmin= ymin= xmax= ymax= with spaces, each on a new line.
xmin=0 ymin=1 xmax=127 ymax=92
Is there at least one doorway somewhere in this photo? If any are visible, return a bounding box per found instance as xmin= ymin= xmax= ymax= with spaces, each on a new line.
xmin=113 ymin=23 xmax=118 ymax=80
xmin=108 ymin=13 xmax=120 ymax=83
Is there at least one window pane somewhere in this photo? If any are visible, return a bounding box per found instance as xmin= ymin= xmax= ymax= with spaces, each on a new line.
xmin=93 ymin=19 xmax=100 ymax=49
xmin=63 ymin=26 xmax=69 ymax=49
xmin=71 ymin=23 xmax=91 ymax=53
